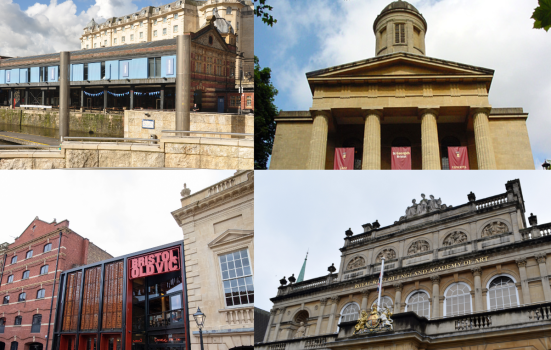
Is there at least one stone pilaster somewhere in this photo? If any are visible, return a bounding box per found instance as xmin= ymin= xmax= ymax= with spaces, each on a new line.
xmin=361 ymin=109 xmax=382 ymax=170
xmin=263 ymin=309 xmax=277 ymax=342
xmin=393 ymin=283 xmax=403 ymax=312
xmin=326 ymin=296 xmax=340 ymax=334
xmin=273 ymin=307 xmax=286 ymax=341
xmin=430 ymin=275 xmax=440 ymax=318
xmin=307 ymin=110 xmax=331 ymax=170
xmin=535 ymin=254 xmax=551 ymax=301
xmin=472 ymin=107 xmax=497 ymax=170
xmin=471 ymin=267 xmax=483 ymax=311
xmin=420 ymin=108 xmax=441 ymax=170
xmin=314 ymin=298 xmax=328 ymax=335
xmin=516 ymin=258 xmax=531 ymax=304
xmin=360 ymin=289 xmax=370 ymax=311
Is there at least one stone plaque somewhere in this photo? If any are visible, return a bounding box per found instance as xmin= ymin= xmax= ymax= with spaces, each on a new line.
xmin=142 ymin=119 xmax=155 ymax=129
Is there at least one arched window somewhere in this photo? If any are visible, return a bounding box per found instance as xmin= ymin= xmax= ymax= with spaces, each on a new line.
xmin=488 ymin=276 xmax=518 ymax=310
xmin=440 ymin=136 xmax=461 ymax=170
xmin=22 ymin=271 xmax=29 ymax=280
xmin=26 ymin=251 xmax=33 ymax=259
xmin=6 ymin=275 xmax=13 ymax=284
xmin=293 ymin=310 xmax=309 ymax=323
xmin=14 ymin=316 xmax=22 ymax=325
xmin=2 ymin=296 xmax=8 ymax=305
xmin=40 ymin=265 xmax=49 ymax=275
xmin=0 ymin=317 xmax=5 ymax=333
xmin=31 ymin=314 xmax=42 ymax=333
xmin=406 ymin=291 xmax=430 ymax=318
xmin=43 ymin=243 xmax=52 ymax=253
xmin=226 ymin=6 xmax=232 ymax=14
xmin=18 ymin=293 xmax=26 ymax=302
xmin=444 ymin=283 xmax=472 ymax=317
xmin=37 ymin=289 xmax=46 ymax=299
xmin=371 ymin=296 xmax=393 ymax=311
xmin=10 ymin=342 xmax=18 ymax=350
xmin=340 ymin=303 xmax=360 ymax=323
xmin=11 ymin=256 xmax=17 ymax=264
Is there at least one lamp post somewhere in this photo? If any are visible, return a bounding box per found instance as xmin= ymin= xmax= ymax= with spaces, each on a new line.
xmin=193 ymin=307 xmax=206 ymax=350
xmin=542 ymin=160 xmax=550 ymax=170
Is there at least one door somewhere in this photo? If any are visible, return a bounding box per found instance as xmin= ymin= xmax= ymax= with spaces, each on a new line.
xmin=217 ymin=97 xmax=224 ymax=113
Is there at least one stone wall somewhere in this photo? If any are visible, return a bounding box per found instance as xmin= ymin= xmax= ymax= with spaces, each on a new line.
xmin=0 ymin=108 xmax=124 ymax=136
xmin=124 ymin=110 xmax=254 ymax=139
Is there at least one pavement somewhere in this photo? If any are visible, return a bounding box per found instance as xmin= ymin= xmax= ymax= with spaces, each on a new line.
xmin=0 ymin=131 xmax=60 ymax=146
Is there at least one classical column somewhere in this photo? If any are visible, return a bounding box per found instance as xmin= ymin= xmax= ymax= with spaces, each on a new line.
xmin=314 ymin=298 xmax=328 ymax=335
xmin=273 ymin=307 xmax=286 ymax=341
xmin=536 ymin=254 xmax=551 ymax=301
xmin=160 ymin=84 xmax=165 ymax=110
xmin=103 ymin=86 xmax=108 ymax=111
xmin=472 ymin=107 xmax=497 ymax=170
xmin=307 ymin=110 xmax=331 ymax=170
xmin=360 ymin=289 xmax=370 ymax=311
xmin=471 ymin=267 xmax=483 ymax=311
xmin=431 ymin=275 xmax=440 ymax=318
xmin=129 ymin=85 xmax=134 ymax=110
xmin=80 ymin=89 xmax=84 ymax=111
xmin=41 ymin=90 xmax=45 ymax=105
xmin=326 ymin=296 xmax=340 ymax=334
xmin=263 ymin=309 xmax=277 ymax=342
xmin=361 ymin=109 xmax=382 ymax=170
xmin=393 ymin=283 xmax=403 ymax=312
xmin=516 ymin=258 xmax=531 ymax=304
xmin=59 ymin=51 xmax=70 ymax=138
xmin=420 ymin=108 xmax=441 ymax=170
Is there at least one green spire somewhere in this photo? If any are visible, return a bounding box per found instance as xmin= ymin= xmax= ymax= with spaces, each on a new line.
xmin=297 ymin=251 xmax=308 ymax=283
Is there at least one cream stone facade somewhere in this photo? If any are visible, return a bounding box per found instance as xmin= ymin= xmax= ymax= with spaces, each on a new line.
xmin=270 ymin=1 xmax=534 ymax=170
xmin=80 ymin=0 xmax=253 ymax=90
xmin=256 ymin=179 xmax=551 ymax=350
xmin=172 ymin=171 xmax=254 ymax=350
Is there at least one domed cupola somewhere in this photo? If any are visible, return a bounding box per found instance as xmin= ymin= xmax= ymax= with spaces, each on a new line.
xmin=373 ymin=0 xmax=427 ymax=56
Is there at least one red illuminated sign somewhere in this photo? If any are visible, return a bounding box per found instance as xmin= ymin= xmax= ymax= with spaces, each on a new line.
xmin=129 ymin=247 xmax=180 ymax=279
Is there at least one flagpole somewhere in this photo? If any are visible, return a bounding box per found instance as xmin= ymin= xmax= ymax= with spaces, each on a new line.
xmin=377 ymin=257 xmax=385 ymax=309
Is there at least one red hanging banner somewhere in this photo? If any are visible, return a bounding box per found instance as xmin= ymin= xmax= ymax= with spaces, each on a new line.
xmin=334 ymin=148 xmax=354 ymax=170
xmin=448 ymin=147 xmax=470 ymax=170
xmin=391 ymin=147 xmax=411 ymax=170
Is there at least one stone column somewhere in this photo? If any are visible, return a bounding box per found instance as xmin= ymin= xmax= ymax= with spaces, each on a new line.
xmin=175 ymin=34 xmax=191 ymax=132
xmin=420 ymin=108 xmax=441 ymax=170
xmin=24 ymin=89 xmax=28 ymax=106
xmin=41 ymin=90 xmax=45 ymax=105
xmin=10 ymin=88 xmax=14 ymax=109
xmin=80 ymin=89 xmax=84 ymax=111
xmin=326 ymin=296 xmax=340 ymax=334
xmin=307 ymin=110 xmax=331 ymax=170
xmin=129 ymin=85 xmax=134 ymax=110
xmin=472 ymin=107 xmax=497 ymax=170
xmin=516 ymin=258 xmax=531 ymax=304
xmin=273 ymin=307 xmax=286 ymax=341
xmin=471 ymin=267 xmax=483 ymax=311
xmin=393 ymin=283 xmax=403 ymax=313
xmin=160 ymin=84 xmax=165 ymax=110
xmin=536 ymin=254 xmax=551 ymax=301
xmin=431 ymin=275 xmax=440 ymax=318
xmin=103 ymin=87 xmax=108 ymax=111
xmin=263 ymin=309 xmax=277 ymax=342
xmin=314 ymin=298 xmax=328 ymax=335
xmin=59 ymin=51 xmax=70 ymax=138
xmin=360 ymin=289 xmax=369 ymax=311
xmin=361 ymin=109 xmax=382 ymax=170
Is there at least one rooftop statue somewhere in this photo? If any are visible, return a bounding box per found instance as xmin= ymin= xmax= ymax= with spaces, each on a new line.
xmin=401 ymin=194 xmax=448 ymax=221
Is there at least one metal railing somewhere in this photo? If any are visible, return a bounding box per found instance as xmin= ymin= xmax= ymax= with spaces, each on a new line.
xmin=62 ymin=136 xmax=161 ymax=144
xmin=162 ymin=130 xmax=253 ymax=139
xmin=0 ymin=145 xmax=60 ymax=150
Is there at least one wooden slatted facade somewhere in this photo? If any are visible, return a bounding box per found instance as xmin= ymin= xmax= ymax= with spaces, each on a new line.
xmin=62 ymin=271 xmax=83 ymax=331
xmin=81 ymin=266 xmax=102 ymax=331
xmin=102 ymin=261 xmax=124 ymax=330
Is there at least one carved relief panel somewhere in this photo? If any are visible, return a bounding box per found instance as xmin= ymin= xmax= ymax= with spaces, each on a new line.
xmin=346 ymin=256 xmax=366 ymax=270
xmin=376 ymin=248 xmax=396 ymax=263
xmin=407 ymin=240 xmax=430 ymax=255
xmin=443 ymin=231 xmax=468 ymax=246
xmin=481 ymin=221 xmax=509 ymax=237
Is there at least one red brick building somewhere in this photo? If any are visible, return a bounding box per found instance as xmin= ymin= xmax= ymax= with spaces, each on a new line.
xmin=0 ymin=218 xmax=111 ymax=350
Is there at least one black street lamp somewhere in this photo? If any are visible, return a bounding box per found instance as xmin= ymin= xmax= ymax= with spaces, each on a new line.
xmin=542 ymin=160 xmax=550 ymax=170
xmin=193 ymin=307 xmax=206 ymax=350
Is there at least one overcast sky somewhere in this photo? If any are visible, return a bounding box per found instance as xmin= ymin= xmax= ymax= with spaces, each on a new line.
xmin=0 ymin=170 xmax=234 ymax=258
xmin=255 ymin=171 xmax=551 ymax=311
xmin=255 ymin=0 xmax=551 ymax=168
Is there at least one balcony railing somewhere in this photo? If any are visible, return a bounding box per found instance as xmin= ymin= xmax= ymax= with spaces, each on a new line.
xmin=148 ymin=308 xmax=185 ymax=329
xmin=520 ymin=223 xmax=551 ymax=240
xmin=475 ymin=193 xmax=508 ymax=210
xmin=220 ymin=306 xmax=254 ymax=325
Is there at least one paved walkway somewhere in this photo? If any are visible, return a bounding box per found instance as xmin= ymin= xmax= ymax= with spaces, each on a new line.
xmin=0 ymin=131 xmax=60 ymax=146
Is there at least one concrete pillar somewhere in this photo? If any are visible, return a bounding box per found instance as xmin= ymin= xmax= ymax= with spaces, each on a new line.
xmin=272 ymin=307 xmax=285 ymax=341
xmin=160 ymin=84 xmax=165 ymax=110
xmin=516 ymin=258 xmax=531 ymax=304
xmin=361 ymin=109 xmax=382 ymax=170
xmin=360 ymin=289 xmax=369 ymax=311
xmin=176 ymin=34 xmax=191 ymax=132
xmin=130 ymin=85 xmax=134 ymax=110
xmin=472 ymin=267 xmax=483 ymax=311
xmin=420 ymin=108 xmax=441 ymax=170
xmin=394 ymin=283 xmax=402 ymax=313
xmin=263 ymin=309 xmax=277 ymax=342
xmin=326 ymin=296 xmax=340 ymax=334
xmin=59 ymin=51 xmax=70 ymax=138
xmin=41 ymin=90 xmax=45 ymax=105
xmin=307 ymin=110 xmax=331 ymax=170
xmin=10 ymin=88 xmax=14 ymax=109
xmin=103 ymin=87 xmax=107 ymax=111
xmin=536 ymin=254 xmax=551 ymax=301
xmin=80 ymin=89 xmax=84 ymax=111
xmin=314 ymin=298 xmax=328 ymax=335
xmin=472 ymin=107 xmax=497 ymax=169
xmin=24 ymin=89 xmax=28 ymax=105
xmin=431 ymin=275 xmax=440 ymax=318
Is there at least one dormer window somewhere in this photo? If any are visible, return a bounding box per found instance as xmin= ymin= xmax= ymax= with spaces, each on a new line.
xmin=395 ymin=23 xmax=406 ymax=44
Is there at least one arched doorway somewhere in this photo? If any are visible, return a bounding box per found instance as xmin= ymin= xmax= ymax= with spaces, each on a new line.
xmin=440 ymin=136 xmax=461 ymax=170
xmin=27 ymin=343 xmax=43 ymax=350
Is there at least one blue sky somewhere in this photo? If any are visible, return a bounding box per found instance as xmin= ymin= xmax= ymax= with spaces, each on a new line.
xmin=255 ymin=0 xmax=551 ymax=168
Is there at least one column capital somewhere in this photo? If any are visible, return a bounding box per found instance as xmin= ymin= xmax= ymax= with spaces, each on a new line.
xmin=516 ymin=257 xmax=528 ymax=267
xmin=360 ymin=289 xmax=370 ymax=297
xmin=393 ymin=283 xmax=403 ymax=291
xmin=430 ymin=275 xmax=440 ymax=284
xmin=418 ymin=107 xmax=440 ymax=118
xmin=320 ymin=298 xmax=329 ymax=305
xmin=309 ymin=109 xmax=332 ymax=119
xmin=470 ymin=106 xmax=492 ymax=117
xmin=270 ymin=309 xmax=277 ymax=315
xmin=330 ymin=295 xmax=341 ymax=304
xmin=535 ymin=253 xmax=547 ymax=264
xmin=471 ymin=266 xmax=482 ymax=277
xmin=360 ymin=108 xmax=383 ymax=120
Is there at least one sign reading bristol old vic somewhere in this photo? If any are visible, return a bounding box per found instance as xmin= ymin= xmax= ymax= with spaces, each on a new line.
xmin=129 ymin=247 xmax=180 ymax=279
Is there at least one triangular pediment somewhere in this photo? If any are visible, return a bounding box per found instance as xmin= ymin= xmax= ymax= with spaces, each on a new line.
xmin=192 ymin=22 xmax=229 ymax=52
xmin=307 ymin=53 xmax=494 ymax=80
xmin=208 ymin=229 xmax=254 ymax=248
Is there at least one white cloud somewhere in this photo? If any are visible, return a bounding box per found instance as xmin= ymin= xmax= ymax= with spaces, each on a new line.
xmin=0 ymin=0 xmax=138 ymax=57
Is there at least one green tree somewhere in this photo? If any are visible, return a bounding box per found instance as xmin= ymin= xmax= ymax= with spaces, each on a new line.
xmin=254 ymin=0 xmax=277 ymax=26
xmin=254 ymin=56 xmax=278 ymax=169
xmin=532 ymin=0 xmax=551 ymax=31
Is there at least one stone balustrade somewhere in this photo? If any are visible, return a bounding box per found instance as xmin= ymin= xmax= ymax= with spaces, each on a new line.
xmin=454 ymin=315 xmax=492 ymax=330
xmin=206 ymin=178 xmax=236 ymax=197
xmin=475 ymin=193 xmax=508 ymax=210
xmin=220 ymin=306 xmax=253 ymax=325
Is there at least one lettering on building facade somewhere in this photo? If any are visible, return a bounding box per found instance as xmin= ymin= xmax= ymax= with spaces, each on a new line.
xmin=129 ymin=247 xmax=180 ymax=279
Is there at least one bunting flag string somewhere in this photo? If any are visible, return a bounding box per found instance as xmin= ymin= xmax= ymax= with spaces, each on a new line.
xmin=83 ymin=91 xmax=162 ymax=97
xmin=83 ymin=91 xmax=104 ymax=97
xmin=134 ymin=91 xmax=161 ymax=96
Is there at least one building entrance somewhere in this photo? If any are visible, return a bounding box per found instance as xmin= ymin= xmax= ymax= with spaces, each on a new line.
xmin=28 ymin=343 xmax=43 ymax=350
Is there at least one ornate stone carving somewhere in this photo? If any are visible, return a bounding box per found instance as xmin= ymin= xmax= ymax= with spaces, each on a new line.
xmin=294 ymin=322 xmax=306 ymax=338
xmin=481 ymin=222 xmax=509 ymax=237
xmin=407 ymin=240 xmax=430 ymax=255
xmin=516 ymin=257 xmax=527 ymax=267
xmin=346 ymin=256 xmax=366 ymax=270
xmin=443 ymin=231 xmax=468 ymax=246
xmin=320 ymin=298 xmax=328 ymax=306
xmin=402 ymin=194 xmax=447 ymax=220
xmin=393 ymin=283 xmax=403 ymax=291
xmin=375 ymin=248 xmax=396 ymax=262
xmin=471 ymin=267 xmax=482 ymax=276
xmin=330 ymin=296 xmax=341 ymax=304
xmin=270 ymin=309 xmax=277 ymax=316
xmin=360 ymin=289 xmax=370 ymax=297
xmin=294 ymin=310 xmax=309 ymax=323
xmin=180 ymin=183 xmax=191 ymax=198
xmin=430 ymin=275 xmax=440 ymax=284
xmin=535 ymin=253 xmax=547 ymax=264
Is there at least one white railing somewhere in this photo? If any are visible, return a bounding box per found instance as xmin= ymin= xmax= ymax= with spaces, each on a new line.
xmin=475 ymin=194 xmax=508 ymax=210
xmin=206 ymin=178 xmax=236 ymax=197
xmin=220 ymin=306 xmax=254 ymax=325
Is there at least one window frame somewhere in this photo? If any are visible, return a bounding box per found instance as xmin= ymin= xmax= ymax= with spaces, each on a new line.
xmin=26 ymin=250 xmax=33 ymax=259
xmin=22 ymin=270 xmax=30 ymax=280
xmin=371 ymin=296 xmax=393 ymax=311
xmin=339 ymin=302 xmax=360 ymax=323
xmin=44 ymin=243 xmax=52 ymax=253
xmin=31 ymin=314 xmax=42 ymax=333
xmin=443 ymin=282 xmax=472 ymax=317
xmin=14 ymin=316 xmax=22 ymax=326
xmin=0 ymin=317 xmax=5 ymax=333
xmin=11 ymin=256 xmax=17 ymax=264
xmin=7 ymin=275 xmax=13 ymax=284
xmin=18 ymin=292 xmax=26 ymax=302
xmin=2 ymin=296 xmax=9 ymax=304
xmin=40 ymin=265 xmax=49 ymax=275
xmin=486 ymin=274 xmax=519 ymax=311
xmin=218 ymin=249 xmax=253 ymax=308
xmin=394 ymin=23 xmax=406 ymax=44
xmin=37 ymin=289 xmax=46 ymax=299
xmin=405 ymin=290 xmax=431 ymax=319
